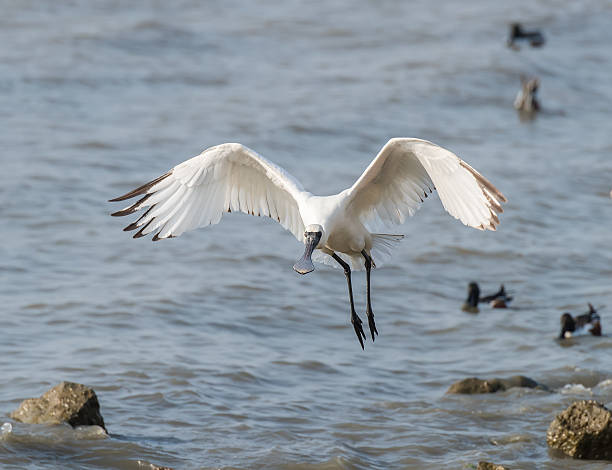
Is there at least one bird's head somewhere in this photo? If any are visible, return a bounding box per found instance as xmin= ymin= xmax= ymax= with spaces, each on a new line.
xmin=466 ymin=282 xmax=480 ymax=307
xmin=461 ymin=281 xmax=480 ymax=313
xmin=292 ymin=224 xmax=323 ymax=275
xmin=559 ymin=313 xmax=575 ymax=339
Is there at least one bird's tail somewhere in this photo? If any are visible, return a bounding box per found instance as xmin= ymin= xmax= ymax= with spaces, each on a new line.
xmin=587 ymin=303 xmax=600 ymax=322
xmin=310 ymin=234 xmax=404 ymax=271
xmin=371 ymin=233 xmax=405 ymax=267
xmin=588 ymin=303 xmax=596 ymax=314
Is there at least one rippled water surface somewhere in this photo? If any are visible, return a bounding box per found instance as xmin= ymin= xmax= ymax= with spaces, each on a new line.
xmin=2 ymin=1 xmax=612 ymax=469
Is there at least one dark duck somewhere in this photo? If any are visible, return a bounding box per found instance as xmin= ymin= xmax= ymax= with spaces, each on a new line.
xmin=507 ymin=23 xmax=545 ymax=49
xmin=514 ymin=77 xmax=540 ymax=113
xmin=559 ymin=303 xmax=602 ymax=339
xmin=462 ymin=282 xmax=513 ymax=313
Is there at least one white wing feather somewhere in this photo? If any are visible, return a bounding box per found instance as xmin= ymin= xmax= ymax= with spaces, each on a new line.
xmin=110 ymin=143 xmax=307 ymax=240
xmin=346 ymin=138 xmax=506 ymax=231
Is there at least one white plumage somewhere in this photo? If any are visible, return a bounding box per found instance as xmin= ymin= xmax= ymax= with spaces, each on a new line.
xmin=111 ymin=138 xmax=506 ymax=348
xmin=112 ymin=142 xmax=306 ymax=241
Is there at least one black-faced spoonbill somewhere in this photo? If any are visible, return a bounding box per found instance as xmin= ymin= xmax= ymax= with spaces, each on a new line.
xmin=110 ymin=138 xmax=506 ymax=349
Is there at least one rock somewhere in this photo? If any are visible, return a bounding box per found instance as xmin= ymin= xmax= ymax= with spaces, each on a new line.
xmin=447 ymin=375 xmax=546 ymax=394
xmin=10 ymin=381 xmax=106 ymax=432
xmin=546 ymin=400 xmax=612 ymax=460
xmin=448 ymin=377 xmax=504 ymax=394
xmin=137 ymin=462 xmax=174 ymax=470
xmin=477 ymin=462 xmax=510 ymax=470
xmin=499 ymin=375 xmax=544 ymax=390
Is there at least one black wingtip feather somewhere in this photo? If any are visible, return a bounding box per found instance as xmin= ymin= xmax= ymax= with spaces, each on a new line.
xmin=133 ymin=218 xmax=154 ymax=238
xmin=124 ymin=222 xmax=140 ymax=232
xmin=109 ymin=171 xmax=172 ymax=202
xmin=111 ymin=194 xmax=152 ymax=217
xmin=152 ymin=232 xmax=175 ymax=241
xmin=122 ymin=205 xmax=155 ymax=231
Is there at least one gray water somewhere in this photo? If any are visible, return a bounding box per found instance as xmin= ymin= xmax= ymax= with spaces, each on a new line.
xmin=2 ymin=1 xmax=612 ymax=469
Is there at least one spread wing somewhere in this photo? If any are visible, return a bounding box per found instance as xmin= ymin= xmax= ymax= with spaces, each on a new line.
xmin=110 ymin=143 xmax=307 ymax=241
xmin=345 ymin=138 xmax=506 ymax=231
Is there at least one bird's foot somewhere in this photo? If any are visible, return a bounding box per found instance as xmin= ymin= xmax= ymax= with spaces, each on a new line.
xmin=351 ymin=311 xmax=366 ymax=350
xmin=366 ymin=309 xmax=378 ymax=341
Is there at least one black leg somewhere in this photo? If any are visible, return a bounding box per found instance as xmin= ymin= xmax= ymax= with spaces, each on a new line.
xmin=362 ymin=250 xmax=378 ymax=341
xmin=332 ymin=253 xmax=366 ymax=349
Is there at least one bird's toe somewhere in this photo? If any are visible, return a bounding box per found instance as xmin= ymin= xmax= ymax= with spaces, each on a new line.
xmin=367 ymin=311 xmax=378 ymax=341
xmin=351 ymin=312 xmax=366 ymax=350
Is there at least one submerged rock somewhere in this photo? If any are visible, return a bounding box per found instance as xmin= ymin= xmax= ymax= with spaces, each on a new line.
xmin=448 ymin=377 xmax=505 ymax=394
xmin=447 ymin=375 xmax=546 ymax=394
xmin=477 ymin=462 xmax=511 ymax=470
xmin=137 ymin=462 xmax=174 ymax=470
xmin=546 ymin=400 xmax=612 ymax=460
xmin=10 ymin=381 xmax=106 ymax=432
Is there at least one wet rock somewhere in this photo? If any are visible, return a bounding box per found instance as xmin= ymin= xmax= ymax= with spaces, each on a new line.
xmin=137 ymin=462 xmax=174 ymax=470
xmin=447 ymin=375 xmax=546 ymax=394
xmin=10 ymin=381 xmax=106 ymax=432
xmin=546 ymin=400 xmax=612 ymax=460
xmin=477 ymin=462 xmax=511 ymax=470
xmin=448 ymin=377 xmax=504 ymax=394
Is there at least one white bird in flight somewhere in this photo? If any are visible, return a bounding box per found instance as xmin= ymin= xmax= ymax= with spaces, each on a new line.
xmin=110 ymin=138 xmax=506 ymax=349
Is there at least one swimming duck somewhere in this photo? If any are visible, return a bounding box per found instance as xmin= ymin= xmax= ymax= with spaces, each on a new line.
xmin=507 ymin=23 xmax=545 ymax=49
xmin=514 ymin=77 xmax=540 ymax=113
xmin=462 ymin=282 xmax=512 ymax=313
xmin=559 ymin=303 xmax=602 ymax=339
